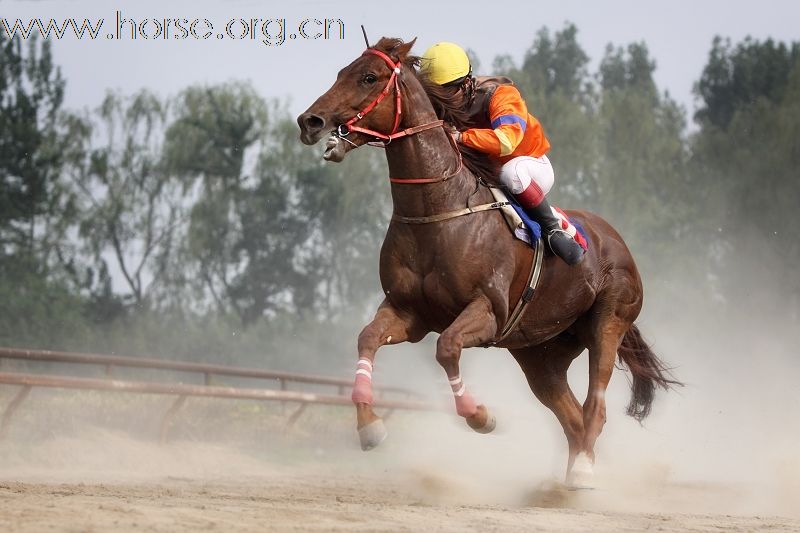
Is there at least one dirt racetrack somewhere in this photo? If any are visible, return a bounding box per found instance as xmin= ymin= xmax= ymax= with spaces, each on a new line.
xmin=1 ymin=413 xmax=799 ymax=533
xmin=3 ymin=472 xmax=800 ymax=533
xmin=2 ymin=324 xmax=799 ymax=532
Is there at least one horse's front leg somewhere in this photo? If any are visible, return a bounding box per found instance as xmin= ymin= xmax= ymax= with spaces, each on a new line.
xmin=436 ymin=296 xmax=499 ymax=433
xmin=353 ymin=299 xmax=426 ymax=451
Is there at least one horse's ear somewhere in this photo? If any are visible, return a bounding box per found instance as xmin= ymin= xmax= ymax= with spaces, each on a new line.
xmin=395 ymin=38 xmax=417 ymax=61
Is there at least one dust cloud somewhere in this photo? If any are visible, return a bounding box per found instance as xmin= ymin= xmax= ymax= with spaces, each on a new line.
xmin=0 ymin=249 xmax=798 ymax=528
xmin=368 ymin=250 xmax=800 ymax=519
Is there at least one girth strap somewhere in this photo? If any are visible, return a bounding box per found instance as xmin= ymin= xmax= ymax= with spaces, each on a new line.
xmin=391 ymin=201 xmax=511 ymax=224
xmin=486 ymin=238 xmax=545 ymax=346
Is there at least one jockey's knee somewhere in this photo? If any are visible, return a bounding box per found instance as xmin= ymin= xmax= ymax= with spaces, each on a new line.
xmin=500 ymin=155 xmax=555 ymax=196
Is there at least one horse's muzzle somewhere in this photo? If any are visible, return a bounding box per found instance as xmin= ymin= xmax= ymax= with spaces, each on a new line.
xmin=297 ymin=112 xmax=327 ymax=145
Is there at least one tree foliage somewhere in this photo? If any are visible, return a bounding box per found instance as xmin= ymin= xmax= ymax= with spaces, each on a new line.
xmin=163 ymin=83 xmax=388 ymax=324
xmin=2 ymin=27 xmax=798 ymax=351
xmin=594 ymin=42 xmax=692 ymax=274
xmin=0 ymin=35 xmax=95 ymax=345
xmin=693 ymin=37 xmax=800 ymax=308
xmin=69 ymin=90 xmax=181 ymax=309
xmin=0 ymin=35 xmax=65 ymax=258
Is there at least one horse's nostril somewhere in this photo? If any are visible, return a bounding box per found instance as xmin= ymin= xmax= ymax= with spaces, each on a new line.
xmin=301 ymin=113 xmax=325 ymax=132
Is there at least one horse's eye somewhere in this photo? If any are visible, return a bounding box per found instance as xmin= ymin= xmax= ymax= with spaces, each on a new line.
xmin=364 ymin=74 xmax=377 ymax=85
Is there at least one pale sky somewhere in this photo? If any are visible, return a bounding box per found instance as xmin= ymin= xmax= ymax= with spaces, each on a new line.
xmin=6 ymin=0 xmax=800 ymax=121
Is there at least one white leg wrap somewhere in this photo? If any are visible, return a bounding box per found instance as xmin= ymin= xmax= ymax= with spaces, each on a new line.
xmin=567 ymin=452 xmax=595 ymax=489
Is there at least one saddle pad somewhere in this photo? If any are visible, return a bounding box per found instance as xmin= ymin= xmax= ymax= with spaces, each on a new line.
xmin=489 ymin=188 xmax=588 ymax=249
xmin=489 ymin=188 xmax=541 ymax=245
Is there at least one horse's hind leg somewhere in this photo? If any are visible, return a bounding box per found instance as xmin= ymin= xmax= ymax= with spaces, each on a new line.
xmin=354 ymin=299 xmax=426 ymax=450
xmin=577 ymin=282 xmax=641 ymax=481
xmin=435 ymin=296 xmax=500 ymax=433
xmin=510 ymin=336 xmax=586 ymax=485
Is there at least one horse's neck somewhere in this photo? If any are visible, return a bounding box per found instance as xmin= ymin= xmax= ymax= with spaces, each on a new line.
xmin=385 ymin=90 xmax=476 ymax=218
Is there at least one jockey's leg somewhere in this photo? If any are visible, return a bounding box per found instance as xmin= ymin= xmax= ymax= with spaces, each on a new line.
xmin=500 ymin=155 xmax=585 ymax=266
xmin=354 ymin=300 xmax=426 ymax=450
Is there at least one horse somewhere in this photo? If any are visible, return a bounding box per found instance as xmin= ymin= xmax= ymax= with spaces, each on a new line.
xmin=297 ymin=37 xmax=678 ymax=487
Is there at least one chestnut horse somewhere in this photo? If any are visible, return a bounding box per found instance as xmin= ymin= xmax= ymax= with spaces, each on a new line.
xmin=297 ymin=37 xmax=677 ymax=487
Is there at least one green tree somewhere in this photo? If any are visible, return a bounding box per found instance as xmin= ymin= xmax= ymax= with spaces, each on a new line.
xmin=293 ymin=146 xmax=389 ymax=316
xmin=692 ymin=37 xmax=800 ymax=313
xmin=69 ymin=90 xmax=182 ymax=310
xmin=0 ymin=35 xmax=106 ymax=346
xmin=695 ymin=37 xmax=800 ymax=130
xmin=592 ymin=42 xmax=692 ymax=280
xmin=164 ymin=84 xmax=314 ymax=323
xmin=0 ymin=35 xmax=65 ymax=259
xmin=164 ymin=81 xmax=391 ymax=324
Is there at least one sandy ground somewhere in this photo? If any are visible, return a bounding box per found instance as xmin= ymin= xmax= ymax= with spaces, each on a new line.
xmin=1 ymin=425 xmax=799 ymax=533
xmin=1 ymin=337 xmax=799 ymax=533
xmin=2 ymin=470 xmax=799 ymax=532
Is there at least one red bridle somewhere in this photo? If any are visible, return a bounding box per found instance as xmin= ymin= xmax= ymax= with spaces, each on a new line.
xmin=333 ymin=48 xmax=462 ymax=184
xmin=336 ymin=48 xmax=443 ymax=145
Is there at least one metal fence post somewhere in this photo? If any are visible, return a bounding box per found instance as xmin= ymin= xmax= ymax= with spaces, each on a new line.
xmin=0 ymin=385 xmax=32 ymax=440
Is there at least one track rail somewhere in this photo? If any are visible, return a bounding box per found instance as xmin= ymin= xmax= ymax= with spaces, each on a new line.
xmin=0 ymin=347 xmax=435 ymax=441
xmin=0 ymin=372 xmax=430 ymax=410
xmin=0 ymin=347 xmax=413 ymax=395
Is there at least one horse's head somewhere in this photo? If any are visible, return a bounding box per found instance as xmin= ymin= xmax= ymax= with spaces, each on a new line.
xmin=297 ymin=37 xmax=417 ymax=162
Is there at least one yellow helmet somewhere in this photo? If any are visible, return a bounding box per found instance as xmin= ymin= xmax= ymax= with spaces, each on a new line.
xmin=420 ymin=42 xmax=471 ymax=85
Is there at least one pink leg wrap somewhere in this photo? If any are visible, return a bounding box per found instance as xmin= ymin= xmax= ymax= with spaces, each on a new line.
xmin=351 ymin=358 xmax=374 ymax=405
xmin=455 ymin=391 xmax=478 ymax=417
xmin=449 ymin=375 xmax=478 ymax=417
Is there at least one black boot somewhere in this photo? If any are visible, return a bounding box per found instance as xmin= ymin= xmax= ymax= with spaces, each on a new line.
xmin=525 ymin=198 xmax=585 ymax=266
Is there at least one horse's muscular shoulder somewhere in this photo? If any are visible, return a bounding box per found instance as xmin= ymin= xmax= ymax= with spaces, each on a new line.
xmin=378 ymin=230 xmax=424 ymax=307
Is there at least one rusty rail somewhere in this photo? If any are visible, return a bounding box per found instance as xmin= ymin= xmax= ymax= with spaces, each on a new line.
xmin=0 ymin=372 xmax=431 ymax=410
xmin=0 ymin=347 xmax=414 ymax=396
xmin=0 ymin=347 xmax=436 ymax=441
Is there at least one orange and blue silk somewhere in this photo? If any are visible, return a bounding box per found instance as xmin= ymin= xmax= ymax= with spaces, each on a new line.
xmin=460 ymin=85 xmax=551 ymax=163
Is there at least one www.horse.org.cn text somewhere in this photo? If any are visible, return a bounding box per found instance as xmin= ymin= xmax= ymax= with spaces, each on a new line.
xmin=1 ymin=11 xmax=346 ymax=47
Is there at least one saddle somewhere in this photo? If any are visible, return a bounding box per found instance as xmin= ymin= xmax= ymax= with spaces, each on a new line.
xmin=488 ymin=187 xmax=542 ymax=245
xmin=488 ymin=188 xmax=588 ymax=249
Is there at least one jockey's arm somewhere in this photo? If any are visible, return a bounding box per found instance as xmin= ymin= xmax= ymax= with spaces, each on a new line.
xmin=460 ymin=85 xmax=528 ymax=157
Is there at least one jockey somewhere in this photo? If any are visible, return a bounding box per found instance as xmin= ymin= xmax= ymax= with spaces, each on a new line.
xmin=420 ymin=42 xmax=586 ymax=265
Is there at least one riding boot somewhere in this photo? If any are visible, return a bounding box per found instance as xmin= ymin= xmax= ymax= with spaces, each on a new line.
xmin=524 ymin=197 xmax=585 ymax=266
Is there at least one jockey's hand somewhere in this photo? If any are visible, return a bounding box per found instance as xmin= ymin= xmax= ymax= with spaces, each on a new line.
xmin=445 ymin=125 xmax=461 ymax=143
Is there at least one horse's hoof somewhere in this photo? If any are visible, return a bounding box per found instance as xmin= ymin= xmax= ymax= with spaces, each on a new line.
xmin=358 ymin=418 xmax=387 ymax=451
xmin=566 ymin=452 xmax=594 ymax=489
xmin=466 ymin=406 xmax=496 ymax=434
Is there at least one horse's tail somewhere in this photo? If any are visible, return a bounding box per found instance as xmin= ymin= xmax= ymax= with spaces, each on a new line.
xmin=617 ymin=323 xmax=682 ymax=422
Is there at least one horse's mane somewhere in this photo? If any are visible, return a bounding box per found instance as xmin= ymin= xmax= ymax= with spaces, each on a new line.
xmin=373 ymin=38 xmax=501 ymax=183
